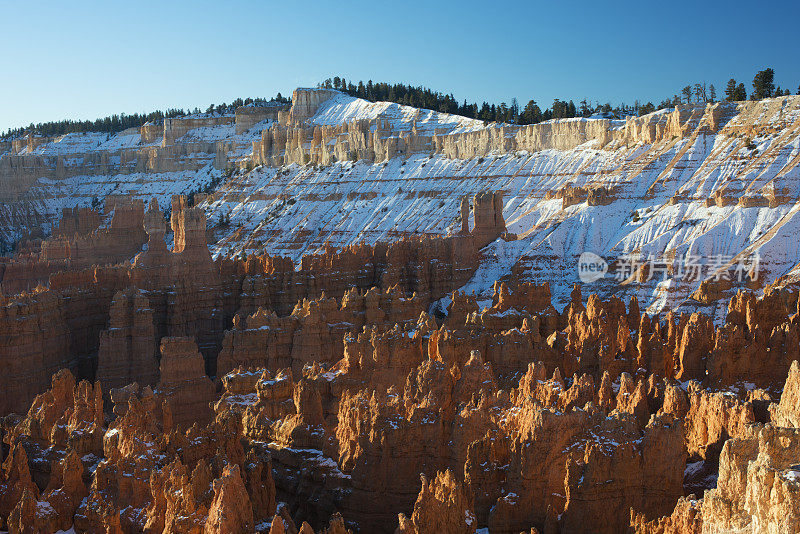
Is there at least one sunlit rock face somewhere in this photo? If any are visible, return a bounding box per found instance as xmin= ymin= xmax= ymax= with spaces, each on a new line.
xmin=1 ymin=247 xmax=799 ymax=532
xmin=4 ymin=91 xmax=800 ymax=319
xmin=2 ymin=89 xmax=800 ymax=533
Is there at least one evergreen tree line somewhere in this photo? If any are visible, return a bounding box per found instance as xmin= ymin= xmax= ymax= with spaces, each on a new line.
xmin=5 ymin=68 xmax=796 ymax=140
xmin=1 ymin=94 xmax=291 ymax=140
xmin=320 ymin=67 xmax=799 ymax=126
xmin=723 ymin=68 xmax=797 ymax=101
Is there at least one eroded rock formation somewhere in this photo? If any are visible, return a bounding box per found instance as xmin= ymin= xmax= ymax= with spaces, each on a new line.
xmin=2 ymin=259 xmax=800 ymax=533
xmin=2 ymin=171 xmax=800 ymax=533
xmin=158 ymin=336 xmax=216 ymax=428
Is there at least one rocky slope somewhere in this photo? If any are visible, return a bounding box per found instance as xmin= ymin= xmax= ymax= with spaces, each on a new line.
xmin=4 ymin=88 xmax=800 ymax=317
xmin=1 ymin=86 xmax=800 ymax=533
xmin=2 ymin=264 xmax=800 ymax=532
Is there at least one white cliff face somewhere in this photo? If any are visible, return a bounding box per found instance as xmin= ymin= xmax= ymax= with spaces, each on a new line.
xmin=3 ymin=89 xmax=800 ymax=315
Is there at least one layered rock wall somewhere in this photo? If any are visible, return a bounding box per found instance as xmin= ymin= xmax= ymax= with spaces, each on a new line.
xmin=158 ymin=336 xmax=216 ymax=428
xmin=96 ymin=288 xmax=159 ymax=392
xmin=0 ymin=196 xmax=146 ymax=294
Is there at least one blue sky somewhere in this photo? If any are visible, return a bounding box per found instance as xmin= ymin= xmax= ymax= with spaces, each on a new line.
xmin=2 ymin=0 xmax=799 ymax=133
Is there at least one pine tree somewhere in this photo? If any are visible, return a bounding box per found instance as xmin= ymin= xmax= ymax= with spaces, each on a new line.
xmin=709 ymin=84 xmax=717 ymax=102
xmin=681 ymin=85 xmax=693 ymax=104
xmin=518 ymin=100 xmax=542 ymax=125
xmin=694 ymin=83 xmax=707 ymax=103
xmin=497 ymin=102 xmax=509 ymax=123
xmin=752 ymin=68 xmax=775 ymax=100
xmin=510 ymin=98 xmax=519 ymax=123
xmin=478 ymin=102 xmax=493 ymax=122
xmin=725 ymin=79 xmax=738 ymax=101
xmin=735 ymin=83 xmax=747 ymax=101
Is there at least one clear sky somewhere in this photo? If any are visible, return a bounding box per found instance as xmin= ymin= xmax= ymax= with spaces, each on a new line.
xmin=2 ymin=0 xmax=799 ymax=133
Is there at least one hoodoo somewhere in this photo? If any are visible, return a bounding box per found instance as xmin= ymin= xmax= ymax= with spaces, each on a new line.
xmin=3 ymin=64 xmax=800 ymax=532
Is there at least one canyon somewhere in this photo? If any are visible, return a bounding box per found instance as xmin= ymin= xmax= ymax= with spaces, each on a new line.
xmin=1 ymin=87 xmax=800 ymax=533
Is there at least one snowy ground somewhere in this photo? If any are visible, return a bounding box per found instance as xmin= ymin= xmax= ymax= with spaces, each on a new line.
xmin=201 ymin=109 xmax=800 ymax=316
xmin=310 ymin=91 xmax=486 ymax=135
xmin=5 ymin=94 xmax=800 ymax=316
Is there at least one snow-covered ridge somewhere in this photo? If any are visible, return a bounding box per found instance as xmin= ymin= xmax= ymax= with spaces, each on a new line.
xmin=3 ymin=90 xmax=800 ymax=318
xmin=308 ymin=91 xmax=486 ymax=135
xmin=202 ymin=95 xmax=800 ymax=318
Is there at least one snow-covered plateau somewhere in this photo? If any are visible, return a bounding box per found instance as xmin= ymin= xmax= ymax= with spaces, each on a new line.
xmin=2 ymin=87 xmax=800 ymax=317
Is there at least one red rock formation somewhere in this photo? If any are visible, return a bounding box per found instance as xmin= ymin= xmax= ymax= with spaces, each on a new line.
xmin=67 ymin=382 xmax=275 ymax=533
xmin=629 ymin=497 xmax=703 ymax=534
xmin=396 ymin=470 xmax=476 ymax=534
xmin=0 ymin=369 xmax=102 ymax=530
xmin=0 ymin=289 xmax=71 ymax=415
xmin=0 ymin=445 xmax=39 ymax=527
xmin=563 ymin=293 xmax=638 ymax=379
xmin=769 ymin=360 xmax=800 ymax=427
xmin=7 ymin=450 xmax=88 ymax=533
xmin=205 ymin=464 xmax=255 ymax=534
xmin=699 ymin=425 xmax=800 ymax=532
xmin=471 ymin=191 xmax=506 ymax=249
xmin=144 ymin=458 xmax=209 ymax=533
xmin=130 ymin=195 xmax=225 ymax=375
xmin=0 ymin=196 xmax=146 ymax=294
xmin=4 ymin=228 xmax=800 ymax=534
xmin=96 ymin=288 xmax=159 ymax=392
xmin=678 ymin=382 xmax=755 ymax=460
xmin=158 ymin=336 xmax=216 ymax=428
xmin=217 ymin=286 xmax=425 ymax=377
xmin=675 ymin=313 xmax=715 ymax=381
xmin=705 ymin=290 xmax=800 ymax=389
xmin=52 ymin=206 xmax=101 ymax=238
xmin=560 ymin=413 xmax=685 ymax=534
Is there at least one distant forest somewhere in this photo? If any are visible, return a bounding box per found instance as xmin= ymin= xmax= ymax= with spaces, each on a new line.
xmin=1 ymin=94 xmax=290 ymax=140
xmin=320 ymin=68 xmax=799 ymax=125
xmin=4 ymin=68 xmax=797 ymax=140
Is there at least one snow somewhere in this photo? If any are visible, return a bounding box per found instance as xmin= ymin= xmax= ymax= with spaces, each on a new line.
xmin=7 ymin=95 xmax=800 ymax=316
xmin=2 ymin=163 xmax=222 ymax=242
xmin=201 ymin=114 xmax=800 ymax=315
xmin=309 ymin=92 xmax=486 ymax=136
xmin=465 ymin=510 xmax=476 ymax=526
xmin=177 ymin=123 xmax=236 ymax=142
xmin=783 ymin=470 xmax=800 ymax=483
xmin=36 ymin=500 xmax=56 ymax=515
xmin=268 ymin=443 xmax=351 ymax=479
xmin=684 ymin=460 xmax=705 ymax=477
